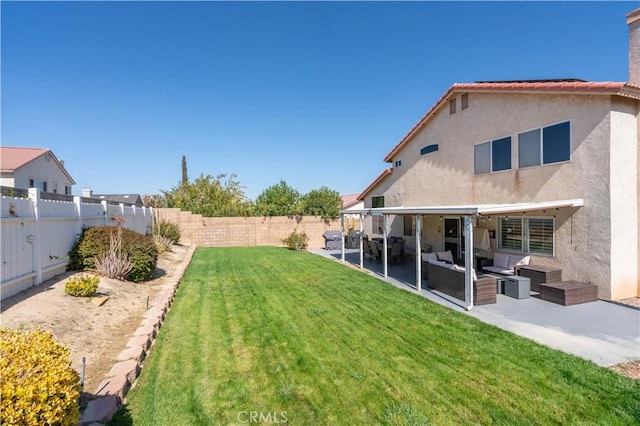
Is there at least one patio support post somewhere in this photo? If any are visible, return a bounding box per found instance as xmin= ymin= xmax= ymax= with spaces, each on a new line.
xmin=415 ymin=215 xmax=422 ymax=291
xmin=383 ymin=214 xmax=388 ymax=278
xmin=464 ymin=216 xmax=474 ymax=310
xmin=359 ymin=214 xmax=364 ymax=269
xmin=340 ymin=214 xmax=345 ymax=262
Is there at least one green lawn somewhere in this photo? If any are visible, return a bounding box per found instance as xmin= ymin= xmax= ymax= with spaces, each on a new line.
xmin=113 ymin=247 xmax=640 ymax=425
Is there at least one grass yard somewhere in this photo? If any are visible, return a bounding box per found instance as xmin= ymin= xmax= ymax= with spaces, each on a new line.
xmin=113 ymin=247 xmax=640 ymax=425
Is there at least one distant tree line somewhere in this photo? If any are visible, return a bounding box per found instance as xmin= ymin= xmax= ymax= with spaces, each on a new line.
xmin=143 ymin=157 xmax=343 ymax=220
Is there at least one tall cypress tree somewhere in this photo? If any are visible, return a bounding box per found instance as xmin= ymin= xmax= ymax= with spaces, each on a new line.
xmin=181 ymin=155 xmax=188 ymax=185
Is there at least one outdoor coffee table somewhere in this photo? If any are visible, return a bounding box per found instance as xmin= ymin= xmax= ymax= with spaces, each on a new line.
xmin=539 ymin=281 xmax=598 ymax=306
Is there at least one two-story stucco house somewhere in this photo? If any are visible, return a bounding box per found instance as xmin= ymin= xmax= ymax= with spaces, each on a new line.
xmin=349 ymin=8 xmax=640 ymax=302
xmin=0 ymin=147 xmax=75 ymax=195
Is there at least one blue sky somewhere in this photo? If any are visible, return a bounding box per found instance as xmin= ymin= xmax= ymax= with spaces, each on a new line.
xmin=2 ymin=1 xmax=637 ymax=200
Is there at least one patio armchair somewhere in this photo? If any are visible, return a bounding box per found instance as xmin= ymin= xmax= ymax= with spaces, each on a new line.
xmin=390 ymin=241 xmax=404 ymax=264
xmin=369 ymin=241 xmax=382 ymax=263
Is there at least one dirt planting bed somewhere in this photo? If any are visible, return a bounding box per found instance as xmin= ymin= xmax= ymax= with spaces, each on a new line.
xmin=0 ymin=244 xmax=192 ymax=393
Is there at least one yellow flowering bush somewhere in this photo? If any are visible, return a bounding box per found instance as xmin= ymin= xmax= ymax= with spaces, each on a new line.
xmin=0 ymin=328 xmax=81 ymax=425
xmin=65 ymin=273 xmax=99 ymax=297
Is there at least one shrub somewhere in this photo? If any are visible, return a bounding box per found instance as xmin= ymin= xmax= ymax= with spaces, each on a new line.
xmin=93 ymin=228 xmax=135 ymax=280
xmin=152 ymin=220 xmax=180 ymax=243
xmin=154 ymin=234 xmax=174 ymax=254
xmin=282 ymin=229 xmax=309 ymax=252
xmin=0 ymin=328 xmax=81 ymax=425
xmin=67 ymin=226 xmax=158 ymax=282
xmin=65 ymin=274 xmax=100 ymax=297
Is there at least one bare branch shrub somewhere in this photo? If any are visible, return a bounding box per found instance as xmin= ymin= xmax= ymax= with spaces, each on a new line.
xmin=93 ymin=228 xmax=135 ymax=280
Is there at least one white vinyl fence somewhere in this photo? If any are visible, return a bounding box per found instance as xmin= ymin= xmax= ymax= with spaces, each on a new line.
xmin=1 ymin=189 xmax=153 ymax=300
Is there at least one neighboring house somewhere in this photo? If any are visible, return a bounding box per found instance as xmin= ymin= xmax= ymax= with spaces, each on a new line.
xmin=0 ymin=147 xmax=75 ymax=195
xmin=341 ymin=193 xmax=364 ymax=211
xmin=350 ymin=8 xmax=640 ymax=301
xmin=81 ymin=187 xmax=144 ymax=207
xmin=341 ymin=193 xmax=365 ymax=232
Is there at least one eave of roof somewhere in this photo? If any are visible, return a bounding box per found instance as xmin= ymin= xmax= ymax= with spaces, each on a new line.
xmin=356 ymin=168 xmax=393 ymax=202
xmin=341 ymin=198 xmax=584 ymax=216
xmin=383 ymin=81 xmax=640 ymax=163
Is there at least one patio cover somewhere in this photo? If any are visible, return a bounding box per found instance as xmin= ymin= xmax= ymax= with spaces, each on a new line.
xmin=339 ymin=198 xmax=584 ymax=310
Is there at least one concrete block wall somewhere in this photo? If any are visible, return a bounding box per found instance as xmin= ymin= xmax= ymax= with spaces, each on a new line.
xmin=156 ymin=208 xmax=342 ymax=249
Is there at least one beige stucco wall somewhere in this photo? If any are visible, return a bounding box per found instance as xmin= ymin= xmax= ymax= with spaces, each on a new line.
xmin=7 ymin=154 xmax=74 ymax=194
xmin=364 ymin=91 xmax=639 ymax=299
xmin=610 ymin=98 xmax=640 ymax=299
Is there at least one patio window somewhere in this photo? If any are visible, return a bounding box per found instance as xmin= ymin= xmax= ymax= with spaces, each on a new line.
xmin=474 ymin=136 xmax=512 ymax=174
xmin=518 ymin=121 xmax=571 ymax=168
xmin=499 ymin=216 xmax=554 ymax=256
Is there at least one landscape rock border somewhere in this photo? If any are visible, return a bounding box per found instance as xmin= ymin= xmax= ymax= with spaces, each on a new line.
xmin=79 ymin=245 xmax=197 ymax=425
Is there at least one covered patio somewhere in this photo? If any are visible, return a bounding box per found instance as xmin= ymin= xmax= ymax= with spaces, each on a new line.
xmin=337 ymin=199 xmax=585 ymax=311
xmin=310 ymin=245 xmax=639 ymax=367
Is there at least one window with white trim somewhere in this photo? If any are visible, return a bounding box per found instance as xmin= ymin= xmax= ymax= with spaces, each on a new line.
xmin=29 ymin=179 xmax=47 ymax=192
xmin=518 ymin=121 xmax=571 ymax=168
xmin=498 ymin=216 xmax=554 ymax=255
xmin=474 ymin=136 xmax=512 ymax=174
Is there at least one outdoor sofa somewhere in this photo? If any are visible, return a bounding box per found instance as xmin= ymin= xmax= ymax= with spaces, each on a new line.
xmin=482 ymin=252 xmax=530 ymax=276
xmin=424 ymin=256 xmax=497 ymax=305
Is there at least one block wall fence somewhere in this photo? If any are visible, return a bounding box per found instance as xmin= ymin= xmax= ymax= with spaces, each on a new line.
xmin=156 ymin=208 xmax=342 ymax=249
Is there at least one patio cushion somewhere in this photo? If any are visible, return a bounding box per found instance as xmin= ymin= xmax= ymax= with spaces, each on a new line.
xmin=483 ymin=265 xmax=515 ymax=276
xmin=436 ymin=250 xmax=454 ymax=264
xmin=422 ymin=252 xmax=438 ymax=262
xmin=493 ymin=253 xmax=510 ymax=269
xmin=428 ymin=259 xmax=450 ymax=268
xmin=507 ymin=255 xmax=530 ymax=269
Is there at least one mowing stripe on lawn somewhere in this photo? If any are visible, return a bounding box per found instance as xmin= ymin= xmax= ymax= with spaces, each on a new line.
xmin=114 ymin=247 xmax=640 ymax=425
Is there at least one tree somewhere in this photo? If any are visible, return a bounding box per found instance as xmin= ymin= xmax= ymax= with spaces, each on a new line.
xmin=300 ymin=186 xmax=343 ymax=220
xmin=254 ymin=180 xmax=301 ymax=217
xmin=181 ymin=155 xmax=188 ymax=185
xmin=162 ymin=173 xmax=253 ymax=217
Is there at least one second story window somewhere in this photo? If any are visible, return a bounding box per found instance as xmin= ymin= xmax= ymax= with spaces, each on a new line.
xmin=474 ymin=136 xmax=512 ymax=174
xmin=519 ymin=121 xmax=571 ymax=168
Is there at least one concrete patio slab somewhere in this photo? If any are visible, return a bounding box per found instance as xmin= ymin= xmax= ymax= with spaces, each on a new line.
xmin=311 ymin=248 xmax=640 ymax=367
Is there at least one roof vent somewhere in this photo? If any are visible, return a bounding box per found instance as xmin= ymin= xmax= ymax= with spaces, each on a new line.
xmin=461 ymin=93 xmax=469 ymax=110
xmin=449 ymin=98 xmax=457 ymax=114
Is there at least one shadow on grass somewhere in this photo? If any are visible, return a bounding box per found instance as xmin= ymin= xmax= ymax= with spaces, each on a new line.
xmin=107 ymin=406 xmax=134 ymax=425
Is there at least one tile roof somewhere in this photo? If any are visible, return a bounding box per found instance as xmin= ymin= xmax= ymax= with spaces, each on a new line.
xmin=383 ymin=80 xmax=640 ymax=162
xmin=341 ymin=193 xmax=361 ymax=209
xmin=356 ymin=168 xmax=393 ymax=201
xmin=0 ymin=147 xmax=49 ymax=171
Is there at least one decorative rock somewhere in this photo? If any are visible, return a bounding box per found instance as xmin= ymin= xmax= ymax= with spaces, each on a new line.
xmin=107 ymin=359 xmax=141 ymax=384
xmin=133 ymin=323 xmax=156 ymax=340
xmin=140 ymin=316 xmax=162 ymax=332
xmin=126 ymin=335 xmax=151 ymax=351
xmin=116 ymin=345 xmax=146 ymax=362
xmin=95 ymin=375 xmax=130 ymax=401
xmin=79 ymin=395 xmax=118 ymax=425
